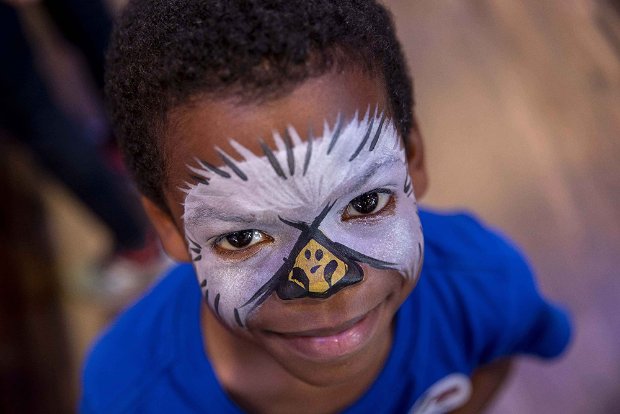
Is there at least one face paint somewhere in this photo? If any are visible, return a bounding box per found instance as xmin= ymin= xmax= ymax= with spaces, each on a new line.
xmin=182 ymin=108 xmax=424 ymax=328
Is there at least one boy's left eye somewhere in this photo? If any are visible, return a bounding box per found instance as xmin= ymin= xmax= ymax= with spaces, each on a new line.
xmin=343 ymin=190 xmax=393 ymax=220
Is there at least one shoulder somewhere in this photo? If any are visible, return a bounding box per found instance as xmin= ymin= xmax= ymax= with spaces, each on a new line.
xmin=419 ymin=208 xmax=521 ymax=271
xmin=415 ymin=208 xmax=572 ymax=363
xmin=81 ymin=263 xmax=198 ymax=413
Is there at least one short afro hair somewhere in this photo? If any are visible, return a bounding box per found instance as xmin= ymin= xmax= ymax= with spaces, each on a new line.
xmin=105 ymin=0 xmax=414 ymax=211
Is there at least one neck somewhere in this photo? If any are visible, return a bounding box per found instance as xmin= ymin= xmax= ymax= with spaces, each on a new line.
xmin=200 ymin=304 xmax=391 ymax=414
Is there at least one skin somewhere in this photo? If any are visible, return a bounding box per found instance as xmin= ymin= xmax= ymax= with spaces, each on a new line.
xmin=143 ymin=68 xmax=509 ymax=413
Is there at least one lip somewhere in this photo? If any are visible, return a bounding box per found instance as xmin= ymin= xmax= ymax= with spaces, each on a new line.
xmin=263 ymin=304 xmax=383 ymax=362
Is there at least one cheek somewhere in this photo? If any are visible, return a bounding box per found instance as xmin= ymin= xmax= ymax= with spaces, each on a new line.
xmin=192 ymin=255 xmax=277 ymax=328
xmin=189 ymin=230 xmax=302 ymax=329
xmin=366 ymin=267 xmax=414 ymax=300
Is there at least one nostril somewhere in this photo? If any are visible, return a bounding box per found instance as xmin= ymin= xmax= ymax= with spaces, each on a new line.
xmin=315 ymin=249 xmax=324 ymax=261
xmin=304 ymin=249 xmax=311 ymax=259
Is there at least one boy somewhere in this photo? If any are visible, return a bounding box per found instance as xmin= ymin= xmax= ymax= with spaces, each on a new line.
xmin=82 ymin=1 xmax=571 ymax=413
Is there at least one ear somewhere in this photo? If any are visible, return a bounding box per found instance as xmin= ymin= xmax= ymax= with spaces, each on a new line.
xmin=141 ymin=196 xmax=191 ymax=262
xmin=405 ymin=114 xmax=429 ymax=199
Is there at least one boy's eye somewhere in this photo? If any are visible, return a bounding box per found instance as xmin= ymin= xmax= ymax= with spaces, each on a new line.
xmin=343 ymin=190 xmax=393 ymax=220
xmin=215 ymin=230 xmax=270 ymax=251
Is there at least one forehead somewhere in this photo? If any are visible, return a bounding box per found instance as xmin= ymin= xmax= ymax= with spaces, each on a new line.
xmin=164 ymin=70 xmax=388 ymax=199
xmin=183 ymin=111 xmax=404 ymax=227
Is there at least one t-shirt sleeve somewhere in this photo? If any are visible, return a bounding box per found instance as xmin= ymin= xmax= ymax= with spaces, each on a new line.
xmin=429 ymin=212 xmax=573 ymax=366
xmin=500 ymin=251 xmax=572 ymax=359
xmin=473 ymin=246 xmax=573 ymax=365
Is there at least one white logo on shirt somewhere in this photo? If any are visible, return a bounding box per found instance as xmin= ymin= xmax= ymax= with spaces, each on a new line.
xmin=410 ymin=373 xmax=472 ymax=414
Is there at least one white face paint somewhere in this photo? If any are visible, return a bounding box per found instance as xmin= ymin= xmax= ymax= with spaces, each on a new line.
xmin=182 ymin=109 xmax=424 ymax=328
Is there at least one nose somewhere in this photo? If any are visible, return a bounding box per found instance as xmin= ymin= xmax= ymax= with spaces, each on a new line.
xmin=276 ymin=238 xmax=363 ymax=300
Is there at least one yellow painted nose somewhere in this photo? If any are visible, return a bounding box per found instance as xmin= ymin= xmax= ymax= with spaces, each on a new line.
xmin=288 ymin=239 xmax=348 ymax=294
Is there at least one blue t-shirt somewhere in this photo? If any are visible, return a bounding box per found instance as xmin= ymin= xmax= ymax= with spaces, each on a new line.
xmin=81 ymin=209 xmax=571 ymax=413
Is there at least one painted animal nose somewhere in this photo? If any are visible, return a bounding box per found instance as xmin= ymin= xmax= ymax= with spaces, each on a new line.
xmin=276 ymin=239 xmax=363 ymax=300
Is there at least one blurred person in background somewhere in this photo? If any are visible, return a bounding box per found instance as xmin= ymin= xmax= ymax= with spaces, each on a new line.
xmin=0 ymin=0 xmax=164 ymax=300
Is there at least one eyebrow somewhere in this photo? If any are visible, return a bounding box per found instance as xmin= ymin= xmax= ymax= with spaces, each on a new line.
xmin=185 ymin=205 xmax=257 ymax=226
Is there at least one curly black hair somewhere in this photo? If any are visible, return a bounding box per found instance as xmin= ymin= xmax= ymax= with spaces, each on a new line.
xmin=105 ymin=0 xmax=414 ymax=212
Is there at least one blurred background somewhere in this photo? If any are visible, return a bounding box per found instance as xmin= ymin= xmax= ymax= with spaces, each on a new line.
xmin=0 ymin=0 xmax=618 ymax=413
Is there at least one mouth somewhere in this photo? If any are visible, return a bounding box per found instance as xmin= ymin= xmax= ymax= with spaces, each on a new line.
xmin=262 ymin=303 xmax=384 ymax=362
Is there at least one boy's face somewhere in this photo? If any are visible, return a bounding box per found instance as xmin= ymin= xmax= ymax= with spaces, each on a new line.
xmin=148 ymin=69 xmax=428 ymax=384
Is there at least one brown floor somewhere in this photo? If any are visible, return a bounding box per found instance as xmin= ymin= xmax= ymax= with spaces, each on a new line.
xmin=8 ymin=0 xmax=619 ymax=412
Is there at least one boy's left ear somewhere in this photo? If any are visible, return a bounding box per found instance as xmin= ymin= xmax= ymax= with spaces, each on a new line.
xmin=406 ymin=115 xmax=429 ymax=199
xmin=141 ymin=196 xmax=191 ymax=262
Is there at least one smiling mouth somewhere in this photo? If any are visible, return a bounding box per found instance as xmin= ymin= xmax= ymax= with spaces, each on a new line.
xmin=263 ymin=303 xmax=383 ymax=361
xmin=272 ymin=312 xmax=369 ymax=338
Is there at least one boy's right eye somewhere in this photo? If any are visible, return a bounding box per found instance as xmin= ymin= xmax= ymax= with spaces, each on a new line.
xmin=214 ymin=230 xmax=272 ymax=252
